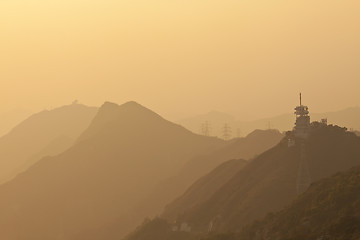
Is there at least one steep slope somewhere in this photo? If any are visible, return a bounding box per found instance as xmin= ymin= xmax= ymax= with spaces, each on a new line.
xmin=161 ymin=129 xmax=284 ymax=221
xmin=0 ymin=108 xmax=32 ymax=137
xmin=240 ymin=165 xmax=360 ymax=240
xmin=0 ymin=101 xmax=225 ymax=240
xmin=122 ymin=160 xmax=248 ymax=240
xmin=163 ymin=159 xmax=247 ymax=222
xmin=142 ymin=130 xmax=284 ymax=222
xmin=178 ymin=129 xmax=284 ymax=182
xmin=0 ymin=103 xmax=97 ymax=183
xmin=176 ymin=124 xmax=360 ymax=233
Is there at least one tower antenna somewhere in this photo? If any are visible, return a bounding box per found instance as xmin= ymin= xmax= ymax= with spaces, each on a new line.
xmin=300 ymin=92 xmax=302 ymax=106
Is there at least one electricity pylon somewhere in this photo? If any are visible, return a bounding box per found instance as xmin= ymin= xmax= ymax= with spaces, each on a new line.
xmin=222 ymin=123 xmax=232 ymax=140
xmin=201 ymin=121 xmax=211 ymax=136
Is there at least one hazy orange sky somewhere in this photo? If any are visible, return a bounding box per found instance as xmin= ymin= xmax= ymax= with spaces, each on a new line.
xmin=1 ymin=0 xmax=359 ymax=120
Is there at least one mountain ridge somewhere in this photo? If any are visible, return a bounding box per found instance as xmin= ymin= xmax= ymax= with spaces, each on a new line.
xmin=0 ymin=103 xmax=98 ymax=183
xmin=0 ymin=101 xmax=226 ymax=240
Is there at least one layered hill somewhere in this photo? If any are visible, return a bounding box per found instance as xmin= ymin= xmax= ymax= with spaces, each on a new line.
xmin=177 ymin=129 xmax=284 ymax=183
xmin=121 ymin=159 xmax=248 ymax=240
xmin=75 ymin=129 xmax=283 ymax=240
xmin=163 ymin=159 xmax=247 ymax=223
xmin=240 ymin=165 xmax=360 ymax=240
xmin=0 ymin=103 xmax=97 ymax=183
xmin=170 ymin=124 xmax=360 ymax=233
xmin=148 ymin=129 xmax=284 ymax=219
xmin=0 ymin=101 xmax=225 ymax=240
xmin=161 ymin=129 xmax=283 ymax=220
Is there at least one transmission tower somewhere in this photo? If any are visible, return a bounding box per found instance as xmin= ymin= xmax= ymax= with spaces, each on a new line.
xmin=201 ymin=121 xmax=211 ymax=136
xmin=222 ymin=123 xmax=232 ymax=140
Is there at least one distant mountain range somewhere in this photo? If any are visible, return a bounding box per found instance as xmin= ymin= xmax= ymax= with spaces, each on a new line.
xmin=0 ymin=103 xmax=97 ymax=183
xmin=178 ymin=107 xmax=360 ymax=137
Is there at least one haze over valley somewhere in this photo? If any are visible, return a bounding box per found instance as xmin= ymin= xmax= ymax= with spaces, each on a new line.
xmin=1 ymin=0 xmax=360 ymax=239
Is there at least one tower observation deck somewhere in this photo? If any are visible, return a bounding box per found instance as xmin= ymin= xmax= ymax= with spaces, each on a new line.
xmin=294 ymin=93 xmax=310 ymax=139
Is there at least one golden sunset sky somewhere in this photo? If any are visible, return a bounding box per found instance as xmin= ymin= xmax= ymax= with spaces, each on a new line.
xmin=1 ymin=0 xmax=359 ymax=120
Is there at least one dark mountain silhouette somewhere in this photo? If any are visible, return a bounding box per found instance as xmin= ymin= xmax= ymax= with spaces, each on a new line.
xmin=122 ymin=124 xmax=360 ymax=240
xmin=161 ymin=129 xmax=284 ymax=221
xmin=176 ymin=124 xmax=360 ymax=233
xmin=0 ymin=101 xmax=225 ymax=240
xmin=132 ymin=158 xmax=245 ymax=240
xmin=0 ymin=103 xmax=97 ymax=183
xmin=240 ymin=165 xmax=360 ymax=240
xmin=74 ymin=129 xmax=283 ymax=240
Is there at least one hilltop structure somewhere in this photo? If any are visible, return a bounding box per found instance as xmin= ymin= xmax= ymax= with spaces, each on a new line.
xmin=294 ymin=93 xmax=311 ymax=139
xmin=289 ymin=93 xmax=312 ymax=194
